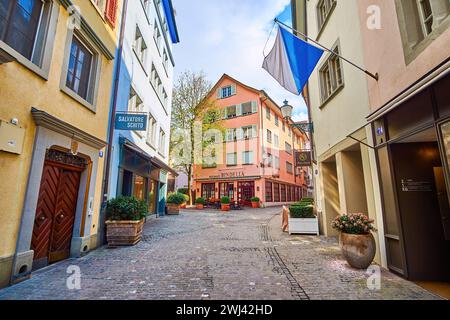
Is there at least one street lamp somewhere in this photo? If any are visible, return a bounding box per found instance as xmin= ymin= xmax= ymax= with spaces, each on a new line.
xmin=281 ymin=100 xmax=293 ymax=121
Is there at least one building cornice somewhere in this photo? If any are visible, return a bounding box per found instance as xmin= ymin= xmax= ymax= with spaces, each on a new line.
xmin=58 ymin=0 xmax=115 ymax=60
xmin=31 ymin=108 xmax=107 ymax=149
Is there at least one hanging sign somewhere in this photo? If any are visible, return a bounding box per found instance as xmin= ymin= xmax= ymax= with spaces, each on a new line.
xmin=295 ymin=150 xmax=312 ymax=167
xmin=115 ymin=112 xmax=147 ymax=131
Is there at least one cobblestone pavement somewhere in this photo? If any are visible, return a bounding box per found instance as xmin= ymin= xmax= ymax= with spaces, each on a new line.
xmin=0 ymin=207 xmax=442 ymax=300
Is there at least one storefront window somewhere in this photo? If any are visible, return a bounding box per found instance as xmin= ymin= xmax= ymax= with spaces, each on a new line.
xmin=219 ymin=183 xmax=234 ymax=199
xmin=274 ymin=183 xmax=280 ymax=202
xmin=148 ymin=180 xmax=157 ymax=214
xmin=134 ymin=175 xmax=147 ymax=201
xmin=440 ymin=121 xmax=450 ymax=182
xmin=265 ymin=182 xmax=273 ymax=202
xmin=202 ymin=183 xmax=215 ymax=200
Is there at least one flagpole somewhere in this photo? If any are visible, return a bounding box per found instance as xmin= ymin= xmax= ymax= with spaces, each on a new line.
xmin=275 ymin=19 xmax=379 ymax=81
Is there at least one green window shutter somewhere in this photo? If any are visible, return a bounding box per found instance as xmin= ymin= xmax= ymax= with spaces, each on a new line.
xmin=231 ymin=84 xmax=237 ymax=95
xmin=252 ymin=101 xmax=258 ymax=113
xmin=236 ymin=104 xmax=242 ymax=117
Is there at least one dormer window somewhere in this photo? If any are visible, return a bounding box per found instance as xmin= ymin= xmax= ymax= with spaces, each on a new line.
xmin=217 ymin=84 xmax=236 ymax=99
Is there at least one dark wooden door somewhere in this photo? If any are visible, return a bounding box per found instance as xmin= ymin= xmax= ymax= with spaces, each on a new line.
xmin=32 ymin=162 xmax=82 ymax=268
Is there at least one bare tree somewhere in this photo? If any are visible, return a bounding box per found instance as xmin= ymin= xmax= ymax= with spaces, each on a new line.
xmin=170 ymin=71 xmax=223 ymax=204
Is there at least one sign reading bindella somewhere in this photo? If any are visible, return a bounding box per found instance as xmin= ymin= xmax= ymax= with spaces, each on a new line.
xmin=115 ymin=113 xmax=148 ymax=131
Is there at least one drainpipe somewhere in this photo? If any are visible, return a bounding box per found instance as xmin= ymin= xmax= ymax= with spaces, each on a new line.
xmin=99 ymin=0 xmax=129 ymax=245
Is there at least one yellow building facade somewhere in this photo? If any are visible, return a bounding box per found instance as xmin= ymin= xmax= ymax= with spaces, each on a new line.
xmin=0 ymin=0 xmax=121 ymax=287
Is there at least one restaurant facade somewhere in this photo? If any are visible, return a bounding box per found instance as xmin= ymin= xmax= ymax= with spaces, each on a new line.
xmin=192 ymin=75 xmax=310 ymax=207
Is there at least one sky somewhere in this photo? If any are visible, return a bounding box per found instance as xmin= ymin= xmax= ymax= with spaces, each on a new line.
xmin=172 ymin=0 xmax=308 ymax=121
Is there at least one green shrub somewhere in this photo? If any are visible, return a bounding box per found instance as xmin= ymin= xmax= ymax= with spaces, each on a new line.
xmin=251 ymin=197 xmax=260 ymax=202
xmin=177 ymin=188 xmax=189 ymax=195
xmin=167 ymin=193 xmax=186 ymax=205
xmin=183 ymin=194 xmax=190 ymax=203
xmin=195 ymin=197 xmax=206 ymax=205
xmin=289 ymin=204 xmax=315 ymax=219
xmin=221 ymin=196 xmax=230 ymax=204
xmin=106 ymin=196 xmax=147 ymax=221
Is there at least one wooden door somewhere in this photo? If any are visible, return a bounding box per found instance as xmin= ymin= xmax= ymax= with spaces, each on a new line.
xmin=32 ymin=162 xmax=82 ymax=267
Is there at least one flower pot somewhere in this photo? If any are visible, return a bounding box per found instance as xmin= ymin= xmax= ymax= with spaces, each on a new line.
xmin=180 ymin=203 xmax=187 ymax=209
xmin=167 ymin=203 xmax=180 ymax=215
xmin=339 ymin=232 xmax=376 ymax=269
xmin=221 ymin=204 xmax=230 ymax=212
xmin=288 ymin=217 xmax=319 ymax=235
xmin=196 ymin=204 xmax=204 ymax=210
xmin=105 ymin=219 xmax=144 ymax=247
xmin=251 ymin=202 xmax=259 ymax=208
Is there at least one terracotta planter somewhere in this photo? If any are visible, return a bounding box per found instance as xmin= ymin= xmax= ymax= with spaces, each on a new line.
xmin=167 ymin=203 xmax=180 ymax=215
xmin=251 ymin=202 xmax=259 ymax=208
xmin=105 ymin=219 xmax=144 ymax=247
xmin=339 ymin=232 xmax=376 ymax=269
xmin=221 ymin=204 xmax=230 ymax=211
xmin=180 ymin=203 xmax=187 ymax=209
xmin=196 ymin=204 xmax=204 ymax=210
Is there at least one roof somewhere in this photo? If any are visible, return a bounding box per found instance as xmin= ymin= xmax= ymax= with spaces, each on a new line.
xmin=162 ymin=0 xmax=180 ymax=44
xmin=208 ymin=74 xmax=307 ymax=137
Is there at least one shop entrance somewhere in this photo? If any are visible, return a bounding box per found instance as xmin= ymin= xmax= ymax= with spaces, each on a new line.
xmin=390 ymin=128 xmax=450 ymax=282
xmin=238 ymin=181 xmax=255 ymax=206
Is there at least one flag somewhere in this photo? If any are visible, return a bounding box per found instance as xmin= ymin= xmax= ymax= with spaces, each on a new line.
xmin=263 ymin=26 xmax=324 ymax=95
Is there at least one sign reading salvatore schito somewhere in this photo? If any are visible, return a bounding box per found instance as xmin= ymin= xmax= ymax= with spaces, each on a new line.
xmin=295 ymin=150 xmax=312 ymax=167
xmin=115 ymin=112 xmax=148 ymax=131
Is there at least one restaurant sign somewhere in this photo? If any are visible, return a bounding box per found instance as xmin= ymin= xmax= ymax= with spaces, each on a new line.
xmin=295 ymin=150 xmax=312 ymax=167
xmin=115 ymin=112 xmax=147 ymax=131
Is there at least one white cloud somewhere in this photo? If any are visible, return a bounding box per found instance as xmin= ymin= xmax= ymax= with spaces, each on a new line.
xmin=172 ymin=0 xmax=307 ymax=120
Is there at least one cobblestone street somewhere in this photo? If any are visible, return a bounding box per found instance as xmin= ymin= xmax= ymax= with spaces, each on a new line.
xmin=0 ymin=207 xmax=441 ymax=300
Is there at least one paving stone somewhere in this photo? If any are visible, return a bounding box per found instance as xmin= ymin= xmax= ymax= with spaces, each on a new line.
xmin=0 ymin=207 xmax=441 ymax=300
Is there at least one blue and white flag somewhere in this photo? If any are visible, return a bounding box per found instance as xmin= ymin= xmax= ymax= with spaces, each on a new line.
xmin=263 ymin=26 xmax=324 ymax=95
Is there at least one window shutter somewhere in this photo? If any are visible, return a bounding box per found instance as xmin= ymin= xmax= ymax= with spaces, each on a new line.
xmin=223 ymin=107 xmax=228 ymax=119
xmin=105 ymin=0 xmax=118 ymax=27
xmin=231 ymin=84 xmax=237 ymax=95
xmin=236 ymin=104 xmax=242 ymax=117
xmin=251 ymin=101 xmax=258 ymax=113
xmin=217 ymin=89 xmax=222 ymax=99
xmin=236 ymin=128 xmax=244 ymax=140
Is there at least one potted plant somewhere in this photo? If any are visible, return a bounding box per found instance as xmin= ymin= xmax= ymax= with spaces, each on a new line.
xmin=166 ymin=193 xmax=186 ymax=215
xmin=221 ymin=196 xmax=231 ymax=212
xmin=195 ymin=197 xmax=206 ymax=209
xmin=332 ymin=213 xmax=377 ymax=269
xmin=180 ymin=194 xmax=190 ymax=209
xmin=250 ymin=197 xmax=260 ymax=208
xmin=288 ymin=199 xmax=319 ymax=235
xmin=105 ymin=196 xmax=148 ymax=247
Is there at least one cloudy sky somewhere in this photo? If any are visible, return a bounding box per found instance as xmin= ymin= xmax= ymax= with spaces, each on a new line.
xmin=172 ymin=0 xmax=308 ymax=121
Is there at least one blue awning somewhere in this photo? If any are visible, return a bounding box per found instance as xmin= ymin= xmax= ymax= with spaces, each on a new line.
xmin=162 ymin=0 xmax=180 ymax=44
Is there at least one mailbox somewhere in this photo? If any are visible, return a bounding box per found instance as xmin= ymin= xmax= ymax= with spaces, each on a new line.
xmin=0 ymin=120 xmax=25 ymax=155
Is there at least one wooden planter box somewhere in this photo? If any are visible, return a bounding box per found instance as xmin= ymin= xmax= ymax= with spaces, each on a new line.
xmin=167 ymin=203 xmax=180 ymax=215
xmin=288 ymin=218 xmax=319 ymax=235
xmin=106 ymin=219 xmax=145 ymax=247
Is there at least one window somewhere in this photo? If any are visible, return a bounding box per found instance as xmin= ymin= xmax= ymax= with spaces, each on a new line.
xmin=317 ymin=0 xmax=336 ymax=32
xmin=242 ymin=151 xmax=254 ymax=165
xmin=267 ymin=129 xmax=272 ymax=144
xmin=282 ymin=121 xmax=286 ymax=132
xmin=147 ymin=115 xmax=157 ymax=146
xmin=133 ymin=26 xmax=147 ymax=65
xmin=202 ymin=183 xmax=215 ymax=200
xmin=203 ymin=148 xmax=217 ymax=168
xmin=159 ymin=129 xmax=166 ymax=154
xmin=265 ymin=182 xmax=273 ymax=203
xmin=226 ymin=153 xmax=237 ymax=166
xmin=0 ymin=0 xmax=53 ymax=64
xmin=66 ymin=37 xmax=94 ymax=101
xmin=266 ymin=106 xmax=271 ymax=120
xmin=242 ymin=101 xmax=254 ymax=115
xmin=280 ymin=184 xmax=287 ymax=202
xmin=220 ymin=85 xmax=234 ymax=99
xmin=141 ymin=0 xmax=151 ymax=15
xmin=287 ymin=186 xmax=292 ymax=202
xmin=128 ymin=87 xmax=144 ymax=113
xmin=288 ymin=128 xmax=292 ymax=138
xmin=275 ymin=116 xmax=279 ymax=126
xmin=286 ymin=162 xmax=293 ymax=174
xmin=274 ymin=183 xmax=280 ymax=202
xmin=319 ymin=44 xmax=344 ymax=103
xmin=274 ymin=134 xmax=279 ymax=148
xmin=285 ymin=142 xmax=292 ymax=155
xmin=93 ymin=0 xmax=107 ymax=13
xmin=418 ymin=0 xmax=434 ymax=35
xmin=163 ymin=49 xmax=169 ymax=71
xmin=226 ymin=128 xmax=236 ymax=141
xmin=266 ymin=153 xmax=273 ymax=168
xmin=220 ymin=183 xmax=234 ymax=199
xmin=133 ymin=175 xmax=147 ymax=201
xmin=153 ymin=20 xmax=162 ymax=52
xmin=150 ymin=64 xmax=166 ymax=105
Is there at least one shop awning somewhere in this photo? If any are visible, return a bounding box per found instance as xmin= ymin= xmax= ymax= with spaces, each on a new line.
xmin=121 ymin=138 xmax=178 ymax=177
